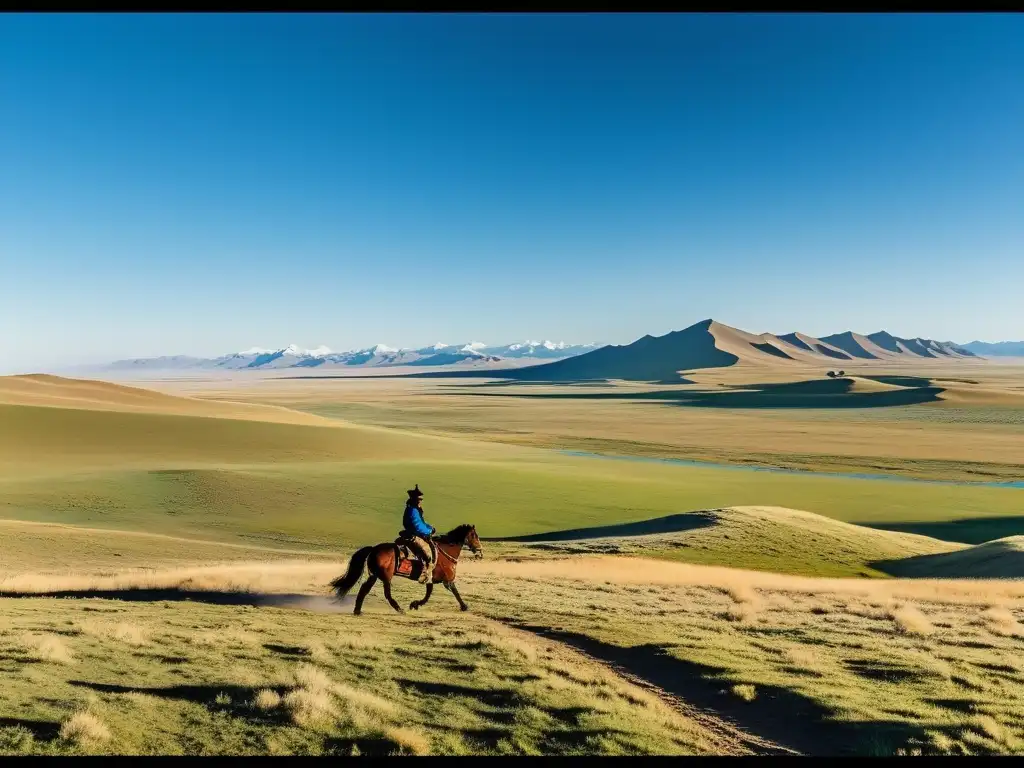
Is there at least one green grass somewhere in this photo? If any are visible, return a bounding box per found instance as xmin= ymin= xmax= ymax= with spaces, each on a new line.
xmin=2 ymin=399 xmax=1022 ymax=569
xmin=498 ymin=506 xmax=963 ymax=579
xmin=467 ymin=564 xmax=1024 ymax=757
xmin=0 ymin=596 xmax=720 ymax=756
xmin=2 ymin=554 xmax=1022 ymax=756
xmin=3 ymin=457 xmax=1021 ymax=555
xmin=290 ymin=399 xmax=1024 ymax=483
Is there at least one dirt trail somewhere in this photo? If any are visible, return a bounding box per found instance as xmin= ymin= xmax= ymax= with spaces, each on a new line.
xmin=486 ymin=618 xmax=796 ymax=756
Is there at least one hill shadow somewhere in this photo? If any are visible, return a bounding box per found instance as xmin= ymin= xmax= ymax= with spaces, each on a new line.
xmin=870 ymin=542 xmax=1024 ymax=580
xmin=862 ymin=517 xmax=1024 ymax=545
xmin=0 ymin=588 xmax=353 ymax=612
xmin=504 ymin=623 xmax=954 ymax=756
xmin=0 ymin=717 xmax=61 ymax=742
xmin=447 ymin=378 xmax=944 ymax=409
xmin=489 ymin=513 xmax=714 ymax=543
xmin=860 ymin=375 xmax=934 ymax=388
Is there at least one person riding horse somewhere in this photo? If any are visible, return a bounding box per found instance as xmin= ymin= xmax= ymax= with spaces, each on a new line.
xmin=400 ymin=485 xmax=437 ymax=584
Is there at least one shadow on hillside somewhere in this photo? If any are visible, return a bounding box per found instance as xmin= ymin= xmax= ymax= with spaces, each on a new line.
xmin=862 ymin=517 xmax=1024 ymax=545
xmin=505 ymin=623 xmax=960 ymax=756
xmin=870 ymin=536 xmax=1024 ymax=579
xmin=489 ymin=513 xmax=714 ymax=543
xmin=0 ymin=589 xmax=353 ymax=612
xmin=0 ymin=717 xmax=61 ymax=742
xmin=870 ymin=550 xmax=1024 ymax=580
xmin=447 ymin=378 xmax=944 ymax=409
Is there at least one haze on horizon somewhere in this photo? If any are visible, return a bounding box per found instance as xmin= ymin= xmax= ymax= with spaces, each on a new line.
xmin=2 ymin=14 xmax=1022 ymax=374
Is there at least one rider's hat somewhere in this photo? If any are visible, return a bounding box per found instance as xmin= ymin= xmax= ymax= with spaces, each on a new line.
xmin=407 ymin=484 xmax=424 ymax=500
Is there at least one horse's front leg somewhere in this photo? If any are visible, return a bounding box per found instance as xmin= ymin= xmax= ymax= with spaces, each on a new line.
xmin=410 ymin=583 xmax=434 ymax=611
xmin=444 ymin=581 xmax=469 ymax=612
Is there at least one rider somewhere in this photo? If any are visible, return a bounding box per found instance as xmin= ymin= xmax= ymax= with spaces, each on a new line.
xmin=401 ymin=485 xmax=437 ymax=585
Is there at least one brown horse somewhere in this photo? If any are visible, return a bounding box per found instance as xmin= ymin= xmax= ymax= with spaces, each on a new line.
xmin=329 ymin=524 xmax=483 ymax=615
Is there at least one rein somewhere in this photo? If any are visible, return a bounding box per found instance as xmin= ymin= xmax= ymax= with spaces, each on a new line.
xmin=434 ymin=540 xmax=461 ymax=564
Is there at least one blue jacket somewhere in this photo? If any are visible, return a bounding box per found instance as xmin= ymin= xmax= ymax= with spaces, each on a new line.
xmin=403 ymin=503 xmax=434 ymax=538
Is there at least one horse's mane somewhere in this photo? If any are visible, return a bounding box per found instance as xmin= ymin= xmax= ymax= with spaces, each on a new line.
xmin=441 ymin=523 xmax=474 ymax=542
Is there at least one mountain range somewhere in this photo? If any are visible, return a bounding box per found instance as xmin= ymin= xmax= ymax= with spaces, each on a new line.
xmin=416 ymin=320 xmax=984 ymax=382
xmin=101 ymin=340 xmax=601 ymax=372
xmin=961 ymin=340 xmax=1024 ymax=357
xmin=87 ymin=323 xmax=1019 ymax=379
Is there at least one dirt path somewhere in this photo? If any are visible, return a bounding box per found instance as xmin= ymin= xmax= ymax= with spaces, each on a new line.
xmin=497 ymin=619 xmax=885 ymax=757
xmin=487 ymin=619 xmax=797 ymax=756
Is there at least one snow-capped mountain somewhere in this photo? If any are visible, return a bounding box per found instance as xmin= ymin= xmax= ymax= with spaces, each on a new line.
xmin=99 ymin=339 xmax=597 ymax=372
xmin=483 ymin=341 xmax=601 ymax=359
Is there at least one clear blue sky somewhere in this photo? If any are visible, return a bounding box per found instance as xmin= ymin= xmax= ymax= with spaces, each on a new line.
xmin=2 ymin=13 xmax=1021 ymax=372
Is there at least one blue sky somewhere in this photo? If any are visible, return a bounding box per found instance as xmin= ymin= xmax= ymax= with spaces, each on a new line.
xmin=2 ymin=13 xmax=1021 ymax=372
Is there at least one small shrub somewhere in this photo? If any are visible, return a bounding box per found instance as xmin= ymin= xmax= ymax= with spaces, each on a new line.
xmin=252 ymin=689 xmax=281 ymax=711
xmin=731 ymin=684 xmax=757 ymax=702
xmin=59 ymin=712 xmax=110 ymax=748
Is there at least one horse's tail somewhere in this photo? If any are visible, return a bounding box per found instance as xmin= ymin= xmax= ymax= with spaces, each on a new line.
xmin=330 ymin=546 xmax=373 ymax=598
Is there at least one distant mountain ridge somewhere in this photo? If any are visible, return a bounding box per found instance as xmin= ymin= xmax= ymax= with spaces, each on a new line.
xmin=962 ymin=340 xmax=1024 ymax=357
xmin=455 ymin=319 xmax=981 ymax=382
xmin=92 ymin=321 xmax=995 ymax=378
xmin=102 ymin=340 xmax=601 ymax=372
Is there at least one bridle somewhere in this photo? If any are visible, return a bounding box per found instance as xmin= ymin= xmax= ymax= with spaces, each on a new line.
xmin=434 ymin=535 xmax=484 ymax=563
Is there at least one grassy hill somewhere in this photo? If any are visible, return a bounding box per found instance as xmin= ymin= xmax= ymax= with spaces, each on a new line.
xmin=1 ymin=376 xmax=1020 ymax=556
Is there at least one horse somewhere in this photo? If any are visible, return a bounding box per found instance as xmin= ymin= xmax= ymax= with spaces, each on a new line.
xmin=329 ymin=524 xmax=483 ymax=615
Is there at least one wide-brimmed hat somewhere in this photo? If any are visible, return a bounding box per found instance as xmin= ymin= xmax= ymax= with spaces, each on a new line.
xmin=407 ymin=484 xmax=424 ymax=500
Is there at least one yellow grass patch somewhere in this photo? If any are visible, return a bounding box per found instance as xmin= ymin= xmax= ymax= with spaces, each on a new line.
xmin=386 ymin=726 xmax=432 ymax=755
xmin=980 ymin=607 xmax=1022 ymax=638
xmin=59 ymin=711 xmax=111 ymax=747
xmin=731 ymin=684 xmax=757 ymax=702
xmin=888 ymin=604 xmax=936 ymax=636
xmin=22 ymin=633 xmax=75 ymax=664
xmin=252 ymin=689 xmax=282 ymax=711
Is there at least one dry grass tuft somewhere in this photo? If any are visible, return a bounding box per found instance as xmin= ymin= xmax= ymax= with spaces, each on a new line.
xmin=333 ymin=681 xmax=397 ymax=716
xmin=731 ymin=684 xmax=757 ymax=702
xmin=386 ymin=726 xmax=432 ymax=755
xmin=59 ymin=711 xmax=111 ymax=747
xmin=980 ymin=607 xmax=1022 ymax=638
xmin=888 ymin=604 xmax=935 ymax=636
xmin=283 ymin=686 xmax=337 ymax=729
xmin=293 ymin=663 xmax=333 ymax=693
xmin=22 ymin=633 xmax=75 ymax=664
xmin=967 ymin=714 xmax=1017 ymax=749
xmin=306 ymin=639 xmax=333 ymax=664
xmin=723 ymin=602 xmax=760 ymax=624
xmin=76 ymin=619 xmax=150 ymax=646
xmin=283 ymin=664 xmax=339 ymax=728
xmin=252 ymin=689 xmax=282 ymax=711
xmin=335 ymin=633 xmax=383 ymax=651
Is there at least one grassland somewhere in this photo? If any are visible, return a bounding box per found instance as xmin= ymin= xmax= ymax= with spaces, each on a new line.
xmin=2 ymin=378 xmax=1022 ymax=556
xmin=1 ymin=370 xmax=1023 ymax=755
xmin=177 ymin=371 xmax=1024 ymax=483
xmin=1 ymin=552 xmax=1022 ymax=756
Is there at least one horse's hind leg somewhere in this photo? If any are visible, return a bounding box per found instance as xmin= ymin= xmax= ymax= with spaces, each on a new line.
xmin=382 ymin=578 xmax=404 ymax=614
xmin=354 ymin=575 xmax=377 ymax=616
xmin=444 ymin=581 xmax=469 ymax=612
xmin=410 ymin=583 xmax=433 ymax=611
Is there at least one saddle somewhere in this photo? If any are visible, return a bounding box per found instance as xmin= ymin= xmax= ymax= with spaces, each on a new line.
xmin=395 ymin=531 xmax=437 ymax=564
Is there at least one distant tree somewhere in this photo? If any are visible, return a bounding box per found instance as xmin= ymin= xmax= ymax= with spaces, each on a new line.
xmin=837 ymin=370 xmax=846 ymax=377
xmin=826 ymin=370 xmax=837 ymax=378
